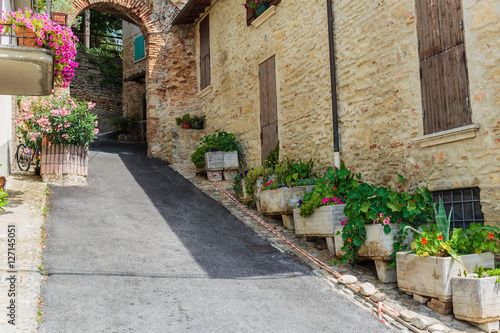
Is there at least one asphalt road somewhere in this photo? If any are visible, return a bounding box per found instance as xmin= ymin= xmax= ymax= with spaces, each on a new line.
xmin=39 ymin=140 xmax=391 ymax=333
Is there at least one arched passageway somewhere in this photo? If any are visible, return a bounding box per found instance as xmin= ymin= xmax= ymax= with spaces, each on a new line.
xmin=70 ymin=0 xmax=198 ymax=160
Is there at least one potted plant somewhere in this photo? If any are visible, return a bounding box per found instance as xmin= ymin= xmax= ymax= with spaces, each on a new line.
xmin=258 ymin=157 xmax=316 ymax=229
xmin=331 ymin=175 xmax=434 ymax=282
xmin=292 ymin=162 xmax=358 ymax=252
xmin=175 ymin=113 xmax=193 ymax=129
xmin=451 ymin=266 xmax=500 ymax=332
xmin=16 ymin=93 xmax=99 ymax=180
xmin=397 ymin=199 xmax=498 ymax=302
xmin=0 ymin=9 xmax=78 ymax=87
xmin=191 ymin=115 xmax=205 ymax=130
xmin=0 ymin=165 xmax=7 ymax=211
xmin=233 ymin=170 xmax=250 ymax=202
xmin=51 ymin=0 xmax=78 ymax=26
xmin=245 ymin=0 xmax=271 ymax=16
xmin=190 ymin=130 xmax=240 ymax=180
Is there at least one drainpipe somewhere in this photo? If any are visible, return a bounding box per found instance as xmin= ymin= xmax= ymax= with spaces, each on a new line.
xmin=327 ymin=0 xmax=340 ymax=168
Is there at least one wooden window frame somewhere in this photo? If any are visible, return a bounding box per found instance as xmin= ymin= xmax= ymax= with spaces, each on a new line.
xmin=199 ymin=15 xmax=211 ymax=91
xmin=246 ymin=0 xmax=281 ymax=26
xmin=415 ymin=0 xmax=471 ymax=135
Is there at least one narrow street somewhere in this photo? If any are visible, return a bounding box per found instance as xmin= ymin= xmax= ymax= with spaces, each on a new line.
xmin=39 ymin=140 xmax=390 ymax=332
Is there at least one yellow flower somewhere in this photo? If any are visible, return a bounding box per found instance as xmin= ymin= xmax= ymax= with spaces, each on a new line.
xmin=422 ymin=252 xmax=429 ymax=257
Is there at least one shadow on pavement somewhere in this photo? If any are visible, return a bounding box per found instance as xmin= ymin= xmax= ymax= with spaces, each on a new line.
xmin=94 ymin=139 xmax=309 ymax=280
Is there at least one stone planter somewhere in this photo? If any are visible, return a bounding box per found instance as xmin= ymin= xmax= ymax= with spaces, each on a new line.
xmin=335 ymin=224 xmax=408 ymax=259
xmin=293 ymin=204 xmax=346 ymax=254
xmin=260 ymin=187 xmax=307 ymax=216
xmin=451 ymin=276 xmax=500 ymax=332
xmin=205 ymin=151 xmax=238 ymax=180
xmin=397 ymin=252 xmax=495 ymax=302
xmin=335 ymin=224 xmax=419 ymax=283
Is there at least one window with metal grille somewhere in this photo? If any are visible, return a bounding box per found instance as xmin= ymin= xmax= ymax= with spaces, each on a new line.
xmin=432 ymin=187 xmax=484 ymax=231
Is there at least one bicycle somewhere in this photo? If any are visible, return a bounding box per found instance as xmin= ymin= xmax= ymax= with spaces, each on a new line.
xmin=16 ymin=143 xmax=40 ymax=172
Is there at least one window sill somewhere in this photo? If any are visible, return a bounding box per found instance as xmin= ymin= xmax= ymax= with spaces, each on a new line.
xmin=198 ymin=85 xmax=213 ymax=98
xmin=251 ymin=5 xmax=277 ymax=28
xmin=413 ymin=124 xmax=480 ymax=148
xmin=134 ymin=57 xmax=146 ymax=63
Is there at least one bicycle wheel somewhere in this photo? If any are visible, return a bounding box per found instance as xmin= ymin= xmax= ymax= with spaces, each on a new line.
xmin=16 ymin=144 xmax=32 ymax=171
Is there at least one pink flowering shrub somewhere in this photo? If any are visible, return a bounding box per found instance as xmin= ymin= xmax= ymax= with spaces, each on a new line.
xmin=16 ymin=92 xmax=98 ymax=148
xmin=0 ymin=9 xmax=78 ymax=87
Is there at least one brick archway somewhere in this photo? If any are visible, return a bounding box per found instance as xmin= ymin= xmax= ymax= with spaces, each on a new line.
xmin=69 ymin=0 xmax=198 ymax=159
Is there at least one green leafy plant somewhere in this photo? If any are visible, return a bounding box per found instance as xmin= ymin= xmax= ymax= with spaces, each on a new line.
xmin=190 ymin=130 xmax=241 ymax=168
xmin=299 ymin=161 xmax=360 ymax=218
xmin=474 ymin=266 xmax=500 ymax=283
xmin=337 ymin=175 xmax=434 ymax=265
xmin=17 ymin=93 xmax=99 ymax=148
xmin=110 ymin=113 xmax=139 ymax=134
xmin=405 ymin=198 xmax=500 ymax=263
xmin=0 ymin=165 xmax=8 ymax=211
xmin=245 ymin=0 xmax=270 ymax=10
xmin=191 ymin=115 xmax=205 ymax=129
xmin=244 ymin=166 xmax=272 ymax=205
xmin=175 ymin=113 xmax=193 ymax=126
xmin=264 ymin=141 xmax=280 ymax=169
xmin=232 ymin=170 xmax=249 ymax=198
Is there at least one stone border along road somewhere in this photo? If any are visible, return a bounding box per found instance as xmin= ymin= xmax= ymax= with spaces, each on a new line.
xmin=0 ymin=174 xmax=47 ymax=332
xmin=170 ymin=166 xmax=482 ymax=333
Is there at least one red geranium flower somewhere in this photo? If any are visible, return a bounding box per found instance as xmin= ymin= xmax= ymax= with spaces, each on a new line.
xmin=421 ymin=238 xmax=428 ymax=245
xmin=438 ymin=235 xmax=443 ymax=241
xmin=333 ymin=187 xmax=338 ymax=191
xmin=347 ymin=238 xmax=352 ymax=243
xmin=489 ymin=232 xmax=495 ymax=239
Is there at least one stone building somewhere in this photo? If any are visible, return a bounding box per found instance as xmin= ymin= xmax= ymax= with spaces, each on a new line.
xmin=170 ymin=0 xmax=500 ymax=229
xmin=72 ymin=0 xmax=499 ymax=230
xmin=122 ymin=20 xmax=147 ymax=140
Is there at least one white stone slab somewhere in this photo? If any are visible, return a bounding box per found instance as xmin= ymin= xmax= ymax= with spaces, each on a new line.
xmin=397 ymin=252 xmax=495 ymax=302
xmin=293 ymin=204 xmax=347 ymax=237
xmin=452 ymin=276 xmax=500 ymax=323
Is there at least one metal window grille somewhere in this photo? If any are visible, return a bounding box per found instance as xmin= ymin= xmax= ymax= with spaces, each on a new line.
xmin=432 ymin=187 xmax=484 ymax=231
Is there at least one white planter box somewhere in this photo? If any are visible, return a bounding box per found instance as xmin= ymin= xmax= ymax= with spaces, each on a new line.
xmin=255 ymin=175 xmax=276 ymax=197
xmin=223 ymin=151 xmax=238 ymax=170
xmin=294 ymin=205 xmax=346 ymax=237
xmin=452 ymin=276 xmax=500 ymax=324
xmin=397 ymin=252 xmax=495 ymax=302
xmin=335 ymin=224 xmax=408 ymax=260
xmin=205 ymin=151 xmax=224 ymax=170
xmin=260 ymin=187 xmax=306 ymax=215
xmin=205 ymin=151 xmax=238 ymax=171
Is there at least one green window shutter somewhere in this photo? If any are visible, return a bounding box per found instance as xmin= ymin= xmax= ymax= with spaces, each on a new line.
xmin=134 ymin=35 xmax=145 ymax=61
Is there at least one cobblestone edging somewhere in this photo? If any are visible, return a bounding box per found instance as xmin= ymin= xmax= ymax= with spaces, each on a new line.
xmin=172 ymin=168 xmax=481 ymax=333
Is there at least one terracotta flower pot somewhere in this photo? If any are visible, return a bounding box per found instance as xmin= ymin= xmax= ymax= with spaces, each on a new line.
xmin=51 ymin=12 xmax=67 ymax=26
xmin=181 ymin=122 xmax=192 ymax=129
xmin=15 ymin=27 xmax=40 ymax=48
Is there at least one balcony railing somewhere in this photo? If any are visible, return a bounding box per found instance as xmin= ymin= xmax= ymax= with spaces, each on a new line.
xmin=0 ymin=0 xmax=54 ymax=95
xmin=74 ymin=32 xmax=123 ymax=56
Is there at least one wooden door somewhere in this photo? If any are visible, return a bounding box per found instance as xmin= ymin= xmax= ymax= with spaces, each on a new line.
xmin=259 ymin=56 xmax=278 ymax=162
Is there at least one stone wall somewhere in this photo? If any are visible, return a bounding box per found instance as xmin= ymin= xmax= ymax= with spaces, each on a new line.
xmin=195 ymin=0 xmax=334 ymax=168
xmin=70 ymin=51 xmax=123 ymax=132
xmin=192 ymin=0 xmax=500 ymax=227
xmin=334 ymin=0 xmax=500 ymax=227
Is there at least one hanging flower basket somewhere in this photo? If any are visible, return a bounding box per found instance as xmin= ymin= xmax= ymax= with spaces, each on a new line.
xmin=15 ymin=27 xmax=40 ymax=48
